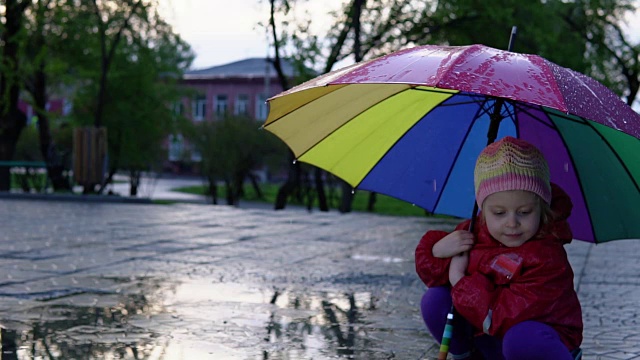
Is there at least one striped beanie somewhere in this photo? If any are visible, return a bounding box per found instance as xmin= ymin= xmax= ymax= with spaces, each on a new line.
xmin=474 ymin=136 xmax=551 ymax=207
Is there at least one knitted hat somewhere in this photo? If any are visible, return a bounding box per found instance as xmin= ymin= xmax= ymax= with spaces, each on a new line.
xmin=474 ymin=136 xmax=551 ymax=207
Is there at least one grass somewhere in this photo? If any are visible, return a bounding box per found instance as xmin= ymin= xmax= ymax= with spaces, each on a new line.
xmin=174 ymin=182 xmax=451 ymax=218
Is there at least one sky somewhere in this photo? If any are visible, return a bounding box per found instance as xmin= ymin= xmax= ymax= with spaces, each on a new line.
xmin=157 ymin=0 xmax=640 ymax=71
xmin=157 ymin=0 xmax=347 ymax=70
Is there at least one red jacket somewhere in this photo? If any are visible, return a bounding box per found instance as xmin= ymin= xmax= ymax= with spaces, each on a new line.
xmin=415 ymin=184 xmax=583 ymax=350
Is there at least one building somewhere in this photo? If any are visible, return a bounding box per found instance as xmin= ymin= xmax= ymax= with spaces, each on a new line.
xmin=167 ymin=58 xmax=297 ymax=168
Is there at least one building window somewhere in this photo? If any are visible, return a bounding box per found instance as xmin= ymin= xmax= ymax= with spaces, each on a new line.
xmin=215 ymin=95 xmax=228 ymax=117
xmin=190 ymin=149 xmax=202 ymax=162
xmin=63 ymin=99 xmax=73 ymax=116
xmin=173 ymin=101 xmax=184 ymax=116
xmin=255 ymin=93 xmax=268 ymax=121
xmin=235 ymin=94 xmax=249 ymax=116
xmin=192 ymin=95 xmax=206 ymax=121
xmin=168 ymin=134 xmax=184 ymax=161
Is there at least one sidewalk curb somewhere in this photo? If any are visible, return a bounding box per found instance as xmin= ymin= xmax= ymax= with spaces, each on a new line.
xmin=0 ymin=191 xmax=154 ymax=204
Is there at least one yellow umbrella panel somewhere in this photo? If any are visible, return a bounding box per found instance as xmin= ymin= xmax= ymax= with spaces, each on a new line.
xmin=265 ymin=85 xmax=457 ymax=187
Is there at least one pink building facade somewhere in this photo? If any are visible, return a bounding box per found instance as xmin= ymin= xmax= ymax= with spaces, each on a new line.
xmin=181 ymin=57 xmax=293 ymax=121
xmin=18 ymin=98 xmax=71 ymax=124
xmin=167 ymin=58 xmax=294 ymax=168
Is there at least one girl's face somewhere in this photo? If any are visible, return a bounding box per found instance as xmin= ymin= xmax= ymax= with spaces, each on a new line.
xmin=482 ymin=190 xmax=542 ymax=247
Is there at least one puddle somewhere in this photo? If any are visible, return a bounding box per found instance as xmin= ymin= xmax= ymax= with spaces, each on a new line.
xmin=160 ymin=279 xmax=402 ymax=359
xmin=1 ymin=277 xmax=428 ymax=359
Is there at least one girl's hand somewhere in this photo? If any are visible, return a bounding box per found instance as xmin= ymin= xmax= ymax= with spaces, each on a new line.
xmin=449 ymin=252 xmax=469 ymax=286
xmin=432 ymin=230 xmax=475 ymax=258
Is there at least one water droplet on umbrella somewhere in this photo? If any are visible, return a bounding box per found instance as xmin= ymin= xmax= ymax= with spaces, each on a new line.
xmin=351 ymin=189 xmax=355 ymax=194
xmin=564 ymin=162 xmax=569 ymax=172
xmin=292 ymin=159 xmax=297 ymax=164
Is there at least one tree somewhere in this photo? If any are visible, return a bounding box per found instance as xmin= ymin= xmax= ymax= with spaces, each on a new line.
xmin=1 ymin=0 xmax=193 ymax=194
xmin=266 ymin=0 xmax=364 ymax=212
xmin=560 ymin=0 xmax=640 ymax=106
xmin=267 ymin=0 xmax=303 ymax=210
xmin=191 ymin=115 xmax=287 ymax=206
xmin=22 ymin=0 xmax=74 ymax=191
xmin=0 ymin=0 xmax=30 ymax=191
xmin=61 ymin=0 xmax=194 ymax=194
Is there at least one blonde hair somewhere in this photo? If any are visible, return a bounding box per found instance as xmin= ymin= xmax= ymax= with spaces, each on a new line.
xmin=540 ymin=198 xmax=554 ymax=226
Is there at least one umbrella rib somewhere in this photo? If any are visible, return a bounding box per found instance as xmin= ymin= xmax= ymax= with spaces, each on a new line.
xmin=431 ymin=97 xmax=491 ymax=213
xmin=359 ymin=90 xmax=479 ymax=200
xmin=412 ymin=88 xmax=490 ymax=108
xmin=511 ymin=103 xmax=561 ymax=131
xmin=412 ymin=87 xmax=462 ymax=96
xmin=282 ymin=86 xmax=416 ymax=164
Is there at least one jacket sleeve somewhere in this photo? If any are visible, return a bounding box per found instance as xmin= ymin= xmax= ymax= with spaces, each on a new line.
xmin=415 ymin=220 xmax=473 ymax=287
xmin=415 ymin=230 xmax=452 ymax=287
xmin=452 ymin=244 xmax=576 ymax=337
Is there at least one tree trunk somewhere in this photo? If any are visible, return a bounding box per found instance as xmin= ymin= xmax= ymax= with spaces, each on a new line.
xmin=207 ymin=176 xmax=218 ymax=205
xmin=26 ymin=0 xmax=71 ymax=192
xmin=0 ymin=110 xmax=26 ymax=191
xmin=315 ymin=168 xmax=329 ymax=211
xmin=129 ymin=170 xmax=141 ymax=196
xmin=337 ymin=0 xmax=364 ymax=214
xmin=98 ymin=167 xmax=117 ymax=194
xmin=233 ymin=173 xmax=244 ymax=205
xmin=32 ymin=65 xmax=71 ymax=192
xmin=225 ymin=179 xmax=235 ymax=206
xmin=367 ymin=192 xmax=377 ymax=212
xmin=339 ymin=181 xmax=354 ymax=213
xmin=0 ymin=0 xmax=29 ymax=191
xmin=248 ymin=173 xmax=264 ymax=200
xmin=274 ymin=151 xmax=301 ymax=210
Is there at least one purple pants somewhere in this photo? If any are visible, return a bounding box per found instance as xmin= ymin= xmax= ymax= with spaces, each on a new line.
xmin=420 ymin=286 xmax=574 ymax=360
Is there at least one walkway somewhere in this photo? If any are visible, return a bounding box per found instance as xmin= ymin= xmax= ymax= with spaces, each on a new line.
xmin=0 ymin=190 xmax=638 ymax=359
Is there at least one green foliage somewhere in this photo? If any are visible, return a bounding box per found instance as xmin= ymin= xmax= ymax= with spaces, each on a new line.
xmin=565 ymin=0 xmax=640 ymax=102
xmin=191 ymin=115 xmax=288 ymax=187
xmin=13 ymin=124 xmax=47 ymax=192
xmin=14 ymin=124 xmax=42 ymax=161
xmin=176 ymin=182 xmax=433 ymax=217
xmin=276 ymin=0 xmax=638 ymax=103
xmin=60 ymin=0 xmax=195 ymax=174
xmin=350 ymin=0 xmax=591 ymax=71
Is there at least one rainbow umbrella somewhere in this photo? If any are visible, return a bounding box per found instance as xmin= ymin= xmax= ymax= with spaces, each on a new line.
xmin=264 ymin=44 xmax=640 ymax=244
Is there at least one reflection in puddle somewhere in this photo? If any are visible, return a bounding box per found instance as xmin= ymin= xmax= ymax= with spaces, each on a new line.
xmin=263 ymin=290 xmax=373 ymax=359
xmin=160 ymin=279 xmax=382 ymax=358
xmin=0 ymin=276 xmax=170 ymax=360
xmin=1 ymin=277 xmax=402 ymax=359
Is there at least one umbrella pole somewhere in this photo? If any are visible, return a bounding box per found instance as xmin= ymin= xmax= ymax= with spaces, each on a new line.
xmin=436 ymin=204 xmax=479 ymax=360
xmin=437 ymin=94 xmax=507 ymax=360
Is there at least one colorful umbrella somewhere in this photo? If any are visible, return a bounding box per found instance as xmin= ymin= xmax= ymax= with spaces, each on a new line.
xmin=264 ymin=44 xmax=640 ymax=244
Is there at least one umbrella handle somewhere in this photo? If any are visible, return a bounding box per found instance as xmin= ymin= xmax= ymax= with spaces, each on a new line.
xmin=437 ymin=305 xmax=456 ymax=360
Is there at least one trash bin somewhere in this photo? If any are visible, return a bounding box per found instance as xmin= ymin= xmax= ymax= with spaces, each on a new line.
xmin=73 ymin=127 xmax=108 ymax=187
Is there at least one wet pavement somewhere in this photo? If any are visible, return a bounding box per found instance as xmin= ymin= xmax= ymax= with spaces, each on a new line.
xmin=0 ymin=196 xmax=639 ymax=360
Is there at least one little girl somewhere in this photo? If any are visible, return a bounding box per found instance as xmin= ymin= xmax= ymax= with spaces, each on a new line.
xmin=415 ymin=136 xmax=583 ymax=360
